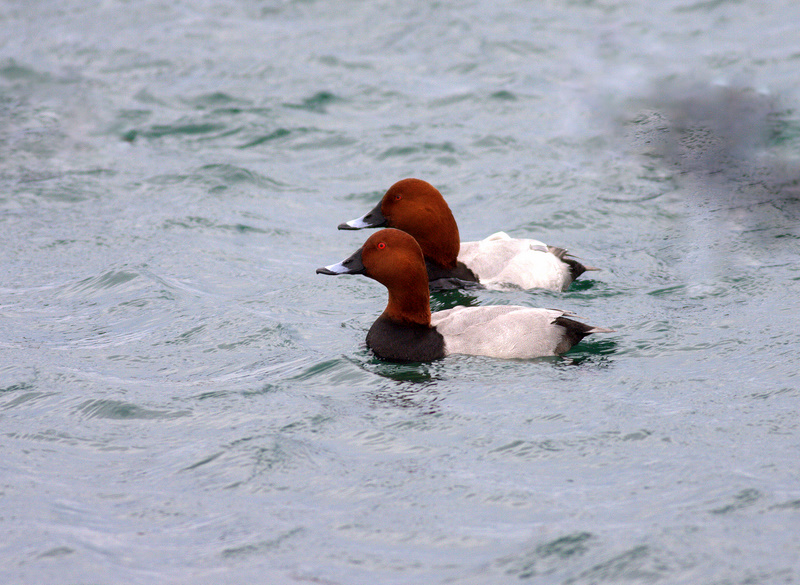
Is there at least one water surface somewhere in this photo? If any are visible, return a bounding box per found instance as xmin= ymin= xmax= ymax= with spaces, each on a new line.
xmin=2 ymin=1 xmax=799 ymax=583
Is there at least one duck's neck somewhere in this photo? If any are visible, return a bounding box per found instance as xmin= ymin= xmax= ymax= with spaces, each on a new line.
xmin=383 ymin=285 xmax=431 ymax=326
xmin=414 ymin=215 xmax=460 ymax=270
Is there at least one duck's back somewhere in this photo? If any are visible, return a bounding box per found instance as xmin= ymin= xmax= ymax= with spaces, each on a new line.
xmin=457 ymin=232 xmax=573 ymax=291
xmin=431 ymin=305 xmax=576 ymax=359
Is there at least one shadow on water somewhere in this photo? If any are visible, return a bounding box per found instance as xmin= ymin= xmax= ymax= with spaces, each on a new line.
xmin=430 ymin=288 xmax=481 ymax=311
xmin=566 ymin=278 xmax=597 ymax=293
xmin=351 ymin=335 xmax=617 ymax=382
xmin=344 ymin=352 xmax=448 ymax=413
xmin=351 ymin=352 xmax=444 ymax=385
xmin=559 ymin=338 xmax=618 ymax=368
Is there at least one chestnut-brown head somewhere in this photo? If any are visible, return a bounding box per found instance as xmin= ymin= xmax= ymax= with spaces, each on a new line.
xmin=317 ymin=228 xmax=432 ymax=326
xmin=338 ymin=178 xmax=461 ymax=269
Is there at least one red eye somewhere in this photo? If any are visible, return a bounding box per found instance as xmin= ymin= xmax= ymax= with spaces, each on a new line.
xmin=394 ymin=194 xmax=402 ymax=201
xmin=377 ymin=242 xmax=386 ymax=249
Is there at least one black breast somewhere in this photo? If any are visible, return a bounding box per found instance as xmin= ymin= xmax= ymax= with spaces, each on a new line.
xmin=366 ymin=316 xmax=446 ymax=363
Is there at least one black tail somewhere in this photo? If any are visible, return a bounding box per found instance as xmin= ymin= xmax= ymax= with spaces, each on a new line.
xmin=553 ymin=316 xmax=614 ymax=353
xmin=547 ymin=246 xmax=599 ymax=281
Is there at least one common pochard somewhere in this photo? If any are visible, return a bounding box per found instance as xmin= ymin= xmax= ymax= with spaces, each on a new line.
xmin=338 ymin=178 xmax=597 ymax=291
xmin=316 ymin=228 xmax=612 ymax=362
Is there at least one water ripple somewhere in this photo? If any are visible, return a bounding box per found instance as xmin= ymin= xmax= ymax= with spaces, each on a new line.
xmin=76 ymin=399 xmax=191 ymax=420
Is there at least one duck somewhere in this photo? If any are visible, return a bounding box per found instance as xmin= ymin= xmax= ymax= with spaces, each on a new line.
xmin=338 ymin=178 xmax=597 ymax=291
xmin=316 ymin=228 xmax=613 ymax=363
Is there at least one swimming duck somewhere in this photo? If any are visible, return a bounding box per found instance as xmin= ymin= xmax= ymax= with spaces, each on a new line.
xmin=316 ymin=228 xmax=612 ymax=362
xmin=338 ymin=178 xmax=596 ymax=291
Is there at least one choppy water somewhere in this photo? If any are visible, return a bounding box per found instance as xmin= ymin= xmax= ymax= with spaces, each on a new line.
xmin=2 ymin=1 xmax=800 ymax=583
